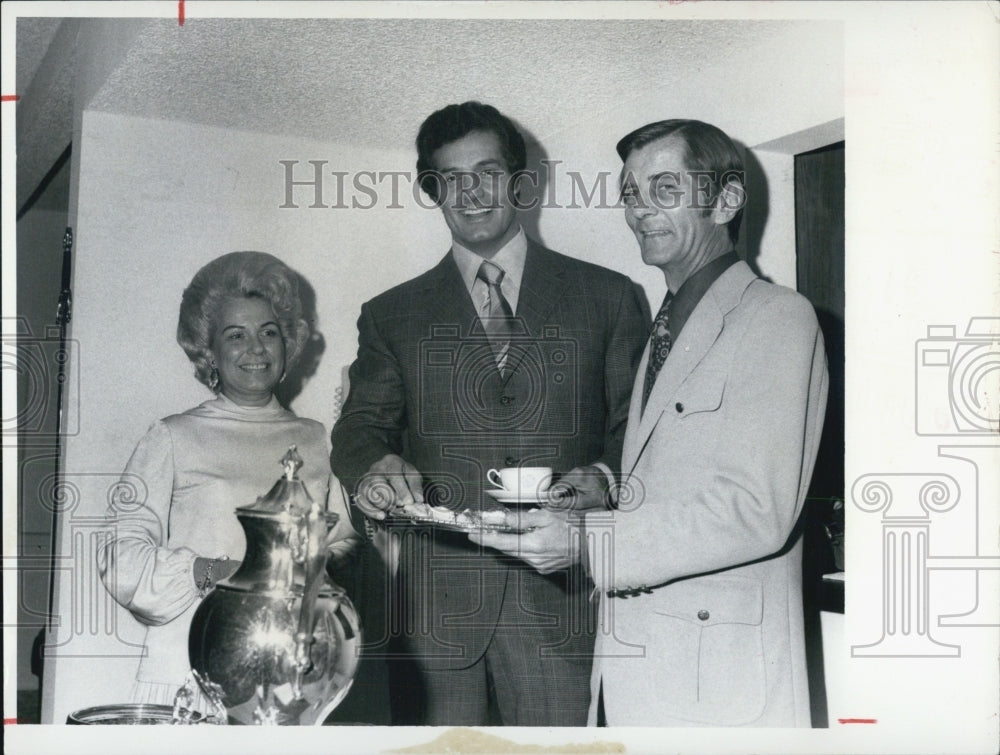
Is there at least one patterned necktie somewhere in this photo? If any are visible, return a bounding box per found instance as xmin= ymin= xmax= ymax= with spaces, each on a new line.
xmin=642 ymin=292 xmax=674 ymax=412
xmin=476 ymin=260 xmax=515 ymax=374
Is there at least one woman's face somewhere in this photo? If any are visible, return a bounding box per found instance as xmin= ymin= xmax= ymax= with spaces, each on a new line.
xmin=209 ymin=296 xmax=286 ymax=406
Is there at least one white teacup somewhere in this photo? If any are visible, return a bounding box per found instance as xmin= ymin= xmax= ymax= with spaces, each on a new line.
xmin=487 ymin=466 xmax=553 ymax=495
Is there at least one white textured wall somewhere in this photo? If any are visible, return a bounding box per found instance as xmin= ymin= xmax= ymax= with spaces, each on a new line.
xmin=744 ymin=150 xmax=798 ymax=289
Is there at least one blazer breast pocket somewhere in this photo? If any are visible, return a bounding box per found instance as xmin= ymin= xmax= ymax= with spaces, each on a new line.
xmin=673 ymin=373 xmax=726 ymax=419
xmin=657 ymin=374 xmax=727 ymax=465
xmin=648 ymin=575 xmax=766 ymax=726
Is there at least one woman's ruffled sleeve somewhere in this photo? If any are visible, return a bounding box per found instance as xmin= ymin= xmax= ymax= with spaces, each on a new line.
xmin=97 ymin=421 xmax=199 ymax=626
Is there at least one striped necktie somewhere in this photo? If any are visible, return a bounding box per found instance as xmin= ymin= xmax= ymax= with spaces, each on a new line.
xmin=476 ymin=260 xmax=515 ymax=374
xmin=642 ymin=292 xmax=674 ymax=412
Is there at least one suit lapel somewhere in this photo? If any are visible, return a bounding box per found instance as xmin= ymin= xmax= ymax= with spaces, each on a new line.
xmin=621 ymin=342 xmax=650 ymax=470
xmin=625 ymin=262 xmax=758 ymax=474
xmin=515 ymin=240 xmax=567 ymax=333
xmin=504 ymin=240 xmax=567 ymax=377
xmin=421 ymin=251 xmax=483 ymax=336
xmin=418 ymin=242 xmax=568 ymax=382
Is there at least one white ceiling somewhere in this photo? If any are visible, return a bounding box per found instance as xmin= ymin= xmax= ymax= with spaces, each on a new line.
xmin=17 ymin=17 xmax=843 ymax=209
xmin=86 ymin=18 xmax=835 ymax=149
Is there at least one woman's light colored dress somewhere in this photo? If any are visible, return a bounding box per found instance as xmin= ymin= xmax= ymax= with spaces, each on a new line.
xmin=98 ymin=394 xmax=357 ymax=709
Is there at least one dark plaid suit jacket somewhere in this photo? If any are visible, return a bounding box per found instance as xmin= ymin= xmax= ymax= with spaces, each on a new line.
xmin=331 ymin=239 xmax=646 ymax=671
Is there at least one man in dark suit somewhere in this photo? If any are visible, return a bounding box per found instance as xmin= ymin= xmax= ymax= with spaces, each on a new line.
xmin=330 ymin=101 xmax=647 ymax=725
xmin=475 ymin=119 xmax=828 ymax=726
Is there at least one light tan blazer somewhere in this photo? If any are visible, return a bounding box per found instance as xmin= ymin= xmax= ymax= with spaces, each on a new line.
xmin=585 ymin=261 xmax=828 ymax=727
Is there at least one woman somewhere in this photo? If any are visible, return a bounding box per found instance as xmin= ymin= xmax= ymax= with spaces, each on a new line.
xmin=98 ymin=251 xmax=357 ymax=712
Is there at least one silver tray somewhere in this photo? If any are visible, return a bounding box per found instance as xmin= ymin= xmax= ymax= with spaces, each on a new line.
xmin=386 ymin=511 xmax=536 ymax=534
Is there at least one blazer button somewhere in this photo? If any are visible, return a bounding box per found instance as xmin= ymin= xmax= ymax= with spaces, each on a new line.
xmin=504 ymin=456 xmax=517 ymax=466
xmin=675 ymin=402 xmax=684 ymax=413
xmin=500 ymin=395 xmax=514 ymax=405
xmin=697 ymin=609 xmax=710 ymax=621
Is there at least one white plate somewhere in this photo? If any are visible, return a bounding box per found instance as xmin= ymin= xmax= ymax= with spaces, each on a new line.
xmin=486 ymin=489 xmax=555 ymax=505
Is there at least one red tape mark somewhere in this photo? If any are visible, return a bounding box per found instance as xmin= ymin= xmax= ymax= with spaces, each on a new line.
xmin=178 ymin=0 xmax=185 ymax=26
xmin=1 ymin=94 xmax=20 ymax=102
xmin=838 ymin=718 xmax=877 ymax=724
xmin=3 ymin=718 xmax=18 ymax=725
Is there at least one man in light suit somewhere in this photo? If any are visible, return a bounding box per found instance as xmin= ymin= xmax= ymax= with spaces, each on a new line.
xmin=475 ymin=119 xmax=829 ymax=726
xmin=330 ymin=102 xmax=647 ymax=725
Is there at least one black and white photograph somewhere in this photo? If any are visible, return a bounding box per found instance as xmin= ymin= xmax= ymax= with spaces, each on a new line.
xmin=3 ymin=2 xmax=997 ymax=753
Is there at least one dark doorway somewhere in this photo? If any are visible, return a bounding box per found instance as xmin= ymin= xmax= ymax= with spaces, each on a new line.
xmin=14 ymin=144 xmax=72 ymax=725
xmin=794 ymin=140 xmax=846 ymax=728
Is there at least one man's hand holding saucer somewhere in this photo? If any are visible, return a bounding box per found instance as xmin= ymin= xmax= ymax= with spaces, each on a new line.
xmin=469 ymin=464 xmax=609 ymax=574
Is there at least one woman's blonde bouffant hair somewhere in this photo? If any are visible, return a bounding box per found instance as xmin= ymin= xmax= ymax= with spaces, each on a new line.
xmin=177 ymin=252 xmax=309 ymax=392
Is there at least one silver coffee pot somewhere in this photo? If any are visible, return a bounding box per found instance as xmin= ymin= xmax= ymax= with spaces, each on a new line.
xmin=187 ymin=446 xmax=360 ymax=725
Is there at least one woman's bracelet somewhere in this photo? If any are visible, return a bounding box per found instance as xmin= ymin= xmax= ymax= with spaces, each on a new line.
xmin=198 ymin=555 xmax=229 ymax=597
xmin=363 ymin=515 xmax=380 ymax=542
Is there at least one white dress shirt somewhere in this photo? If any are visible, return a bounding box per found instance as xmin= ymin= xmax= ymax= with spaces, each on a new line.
xmin=451 ymin=226 xmax=527 ymax=320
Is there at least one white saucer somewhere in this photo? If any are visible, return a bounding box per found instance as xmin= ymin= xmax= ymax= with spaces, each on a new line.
xmin=486 ymin=488 xmax=551 ymax=505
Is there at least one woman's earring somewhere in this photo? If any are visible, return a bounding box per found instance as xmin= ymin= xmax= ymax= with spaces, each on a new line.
xmin=208 ymin=363 xmax=219 ymax=391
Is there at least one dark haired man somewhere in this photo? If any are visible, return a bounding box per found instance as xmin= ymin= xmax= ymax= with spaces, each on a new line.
xmin=476 ymin=119 xmax=829 ymax=727
xmin=331 ymin=101 xmax=647 ymax=725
